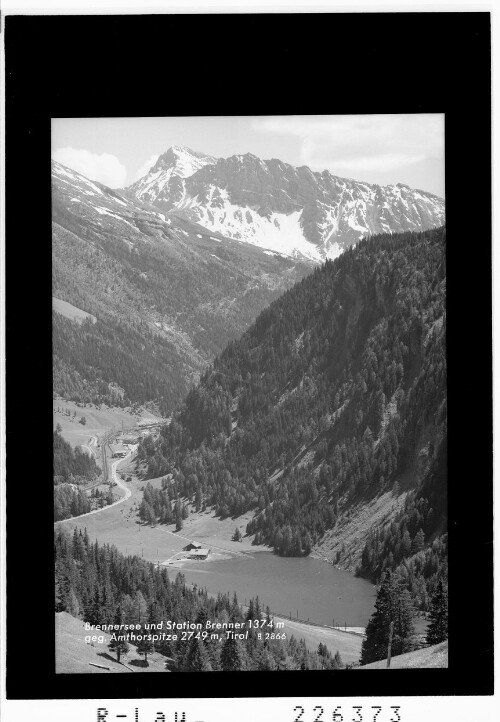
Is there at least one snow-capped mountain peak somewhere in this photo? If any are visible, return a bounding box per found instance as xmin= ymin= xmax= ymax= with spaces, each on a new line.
xmin=151 ymin=145 xmax=217 ymax=177
xmin=126 ymin=146 xmax=217 ymax=208
xmin=125 ymin=148 xmax=445 ymax=262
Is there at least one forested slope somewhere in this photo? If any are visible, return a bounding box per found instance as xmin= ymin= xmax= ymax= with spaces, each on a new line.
xmin=53 ymin=427 xmax=101 ymax=521
xmin=52 ymin=161 xmax=311 ymax=414
xmin=53 ymin=427 xmax=100 ymax=482
xmin=139 ymin=227 xmax=447 ymax=608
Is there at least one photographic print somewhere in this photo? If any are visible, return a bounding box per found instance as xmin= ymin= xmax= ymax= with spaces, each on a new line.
xmin=51 ymin=114 xmax=448 ymax=674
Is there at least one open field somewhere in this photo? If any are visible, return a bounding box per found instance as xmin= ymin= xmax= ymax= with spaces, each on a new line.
xmin=57 ymin=463 xmax=192 ymax=564
xmin=56 ymin=612 xmax=168 ymax=673
xmin=275 ymin=618 xmax=362 ymax=664
xmin=53 ymin=297 xmax=97 ymax=324
xmin=58 ymin=477 xmax=259 ymax=568
xmin=356 ymin=641 xmax=448 ymax=669
xmin=116 ymin=464 xmax=269 ymax=556
xmin=53 ymin=398 xmax=162 ymax=448
xmin=170 ymin=504 xmax=269 ymax=555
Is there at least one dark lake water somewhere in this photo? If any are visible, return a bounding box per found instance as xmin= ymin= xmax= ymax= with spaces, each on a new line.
xmin=179 ymin=552 xmax=376 ymax=628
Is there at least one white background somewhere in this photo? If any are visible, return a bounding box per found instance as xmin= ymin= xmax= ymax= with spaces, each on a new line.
xmin=1 ymin=2 xmax=498 ymax=722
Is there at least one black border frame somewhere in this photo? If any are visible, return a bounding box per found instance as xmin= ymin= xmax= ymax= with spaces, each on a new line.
xmin=4 ymin=12 xmax=493 ymax=700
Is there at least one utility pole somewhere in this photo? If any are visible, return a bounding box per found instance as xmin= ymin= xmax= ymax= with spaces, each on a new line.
xmin=387 ymin=620 xmax=394 ymax=669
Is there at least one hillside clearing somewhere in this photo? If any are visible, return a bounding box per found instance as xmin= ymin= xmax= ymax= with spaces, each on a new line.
xmin=53 ymin=296 xmax=97 ymax=324
xmin=356 ymin=641 xmax=448 ymax=669
xmin=274 ymin=618 xmax=362 ymax=664
xmin=56 ymin=612 xmax=168 ymax=673
xmin=53 ymin=398 xmax=163 ymax=448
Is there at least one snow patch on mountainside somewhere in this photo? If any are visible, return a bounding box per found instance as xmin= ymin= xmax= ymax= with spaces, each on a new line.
xmin=94 ymin=206 xmax=136 ymax=228
xmin=178 ymin=185 xmax=322 ymax=261
xmin=324 ymin=242 xmax=343 ymax=261
xmin=53 ymin=162 xmax=104 ymax=196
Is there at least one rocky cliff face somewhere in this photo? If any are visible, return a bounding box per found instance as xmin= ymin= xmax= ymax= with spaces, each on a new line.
xmin=125 ymin=147 xmax=445 ymax=262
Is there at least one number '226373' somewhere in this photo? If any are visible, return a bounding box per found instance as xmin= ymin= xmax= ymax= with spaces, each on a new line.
xmin=293 ymin=706 xmax=402 ymax=722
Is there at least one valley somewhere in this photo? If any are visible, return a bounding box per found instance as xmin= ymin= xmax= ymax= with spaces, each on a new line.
xmin=52 ymin=140 xmax=447 ymax=671
xmin=56 ymin=437 xmax=370 ymax=664
xmin=53 ymin=397 xmax=162 ymax=448
xmin=52 ymin=159 xmax=313 ymax=415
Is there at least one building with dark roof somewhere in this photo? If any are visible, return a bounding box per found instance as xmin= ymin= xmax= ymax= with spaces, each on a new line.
xmin=184 ymin=542 xmax=202 ymax=551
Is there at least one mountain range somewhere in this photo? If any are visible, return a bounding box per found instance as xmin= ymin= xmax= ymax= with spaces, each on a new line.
xmin=52 ymin=145 xmax=444 ymax=414
xmin=52 ymin=160 xmax=312 ymax=414
xmin=124 ymin=145 xmax=445 ymax=262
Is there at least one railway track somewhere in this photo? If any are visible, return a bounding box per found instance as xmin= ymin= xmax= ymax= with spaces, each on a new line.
xmin=80 ymin=431 xmax=115 ymax=492
xmin=101 ymin=442 xmax=110 ymax=484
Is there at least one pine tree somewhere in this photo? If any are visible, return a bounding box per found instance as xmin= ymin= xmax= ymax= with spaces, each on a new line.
xmin=195 ymin=487 xmax=202 ymax=512
xmin=108 ymin=635 xmax=129 ymax=663
xmin=134 ymin=591 xmax=148 ymax=625
xmin=66 ymin=588 xmax=80 ymax=617
xmin=175 ymin=499 xmax=183 ymax=531
xmin=136 ymin=635 xmax=154 ymax=665
xmin=221 ymin=635 xmax=245 ymax=671
xmin=412 ymin=528 xmax=425 ymax=554
xmin=86 ymin=588 xmax=101 ymax=626
xmin=246 ymin=599 xmax=255 ymax=621
xmin=361 ymin=570 xmax=415 ymax=665
xmin=257 ymin=647 xmax=277 ymax=670
xmin=183 ymin=637 xmax=213 ymax=671
xmin=392 ymin=584 xmax=415 ymax=657
xmin=426 ymin=579 xmax=448 ymax=644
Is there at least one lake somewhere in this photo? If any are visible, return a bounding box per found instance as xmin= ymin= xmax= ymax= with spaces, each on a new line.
xmin=178 ymin=551 xmax=376 ymax=628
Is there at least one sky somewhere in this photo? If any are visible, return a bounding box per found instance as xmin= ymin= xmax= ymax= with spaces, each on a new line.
xmin=52 ymin=115 xmax=445 ymax=197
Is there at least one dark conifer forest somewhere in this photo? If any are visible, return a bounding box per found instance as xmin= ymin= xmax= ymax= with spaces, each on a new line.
xmin=138 ymin=228 xmax=447 ymax=609
xmin=53 ymin=427 xmax=100 ymax=482
xmin=53 ymin=311 xmax=188 ymax=412
xmin=53 ymin=428 xmax=100 ymax=521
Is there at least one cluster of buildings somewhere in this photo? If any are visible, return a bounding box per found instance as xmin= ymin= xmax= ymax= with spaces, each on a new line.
xmin=110 ymin=444 xmax=128 ymax=458
xmin=110 ymin=430 xmax=146 ymax=458
xmin=109 ymin=419 xmax=167 ymax=459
